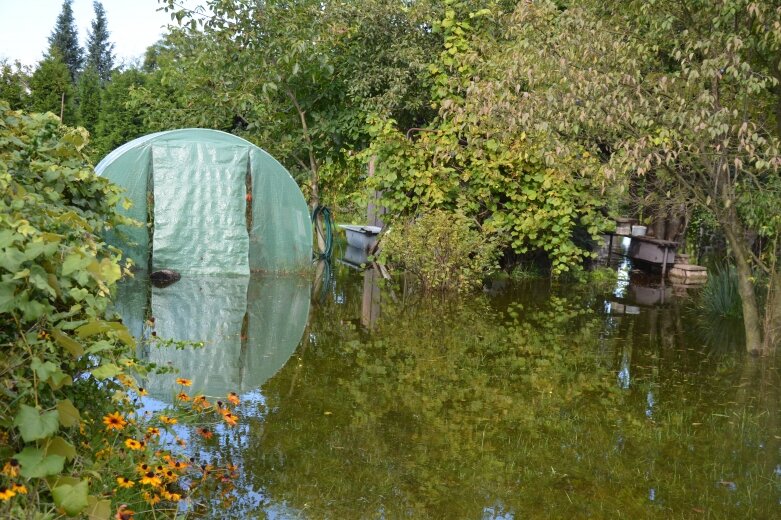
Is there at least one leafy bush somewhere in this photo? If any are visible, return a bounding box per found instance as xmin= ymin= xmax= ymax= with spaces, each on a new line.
xmin=0 ymin=104 xmax=237 ymax=519
xmin=380 ymin=209 xmax=499 ymax=293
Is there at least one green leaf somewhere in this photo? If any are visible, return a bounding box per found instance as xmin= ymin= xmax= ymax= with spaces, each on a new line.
xmin=56 ymin=399 xmax=81 ymax=427
xmin=15 ymin=447 xmax=65 ymax=478
xmin=48 ymin=371 xmax=72 ymax=390
xmin=45 ymin=436 xmax=77 ymax=461
xmin=31 ymin=357 xmax=58 ymax=382
xmin=91 ymin=363 xmax=122 ymax=380
xmin=52 ymin=479 xmax=89 ymax=516
xmin=86 ymin=496 xmax=112 ymax=520
xmin=0 ymin=281 xmax=16 ymax=312
xmin=52 ymin=328 xmax=84 ymax=357
xmin=77 ymin=320 xmax=135 ymax=347
xmin=14 ymin=404 xmax=59 ymax=442
xmin=0 ymin=246 xmax=26 ymax=272
xmin=61 ymin=251 xmax=91 ymax=276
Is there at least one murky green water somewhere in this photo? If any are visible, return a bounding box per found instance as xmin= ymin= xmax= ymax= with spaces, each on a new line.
xmin=116 ymin=258 xmax=779 ymax=519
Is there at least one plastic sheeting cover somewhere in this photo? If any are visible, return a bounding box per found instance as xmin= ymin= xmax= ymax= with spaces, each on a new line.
xmin=152 ymin=142 xmax=250 ymax=275
xmin=95 ymin=129 xmax=311 ymax=274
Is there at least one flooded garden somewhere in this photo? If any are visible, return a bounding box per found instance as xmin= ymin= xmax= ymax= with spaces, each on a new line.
xmin=116 ymin=254 xmax=780 ymax=519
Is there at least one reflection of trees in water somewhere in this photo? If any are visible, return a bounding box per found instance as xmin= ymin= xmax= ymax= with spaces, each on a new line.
xmin=212 ymin=286 xmax=778 ymax=519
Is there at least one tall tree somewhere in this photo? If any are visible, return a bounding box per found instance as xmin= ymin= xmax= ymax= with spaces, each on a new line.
xmin=85 ymin=1 xmax=115 ymax=84
xmin=29 ymin=52 xmax=75 ymax=124
xmin=47 ymin=0 xmax=84 ymax=82
xmin=77 ymin=66 xmax=101 ymax=134
xmin=93 ymin=68 xmax=148 ymax=160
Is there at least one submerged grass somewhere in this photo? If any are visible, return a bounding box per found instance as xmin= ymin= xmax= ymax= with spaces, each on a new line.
xmin=699 ymin=265 xmax=742 ymax=320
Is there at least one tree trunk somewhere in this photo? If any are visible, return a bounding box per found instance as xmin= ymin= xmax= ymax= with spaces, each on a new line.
xmin=764 ymin=270 xmax=781 ymax=354
xmin=722 ymin=219 xmax=764 ymax=354
xmin=285 ymin=88 xmax=324 ymax=252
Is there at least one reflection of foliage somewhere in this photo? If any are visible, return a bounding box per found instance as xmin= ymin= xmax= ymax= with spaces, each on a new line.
xmin=223 ymin=282 xmax=780 ymax=518
xmin=242 ymin=296 xmax=627 ymax=518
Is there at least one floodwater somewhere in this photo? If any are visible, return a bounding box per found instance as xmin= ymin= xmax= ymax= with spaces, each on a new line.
xmin=115 ymin=255 xmax=780 ymax=519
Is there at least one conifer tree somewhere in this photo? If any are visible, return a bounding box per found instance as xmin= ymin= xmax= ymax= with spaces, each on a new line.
xmin=94 ymin=69 xmax=147 ymax=160
xmin=86 ymin=1 xmax=115 ymax=84
xmin=47 ymin=0 xmax=84 ymax=82
xmin=77 ymin=66 xmax=101 ymax=134
xmin=29 ymin=52 xmax=75 ymax=123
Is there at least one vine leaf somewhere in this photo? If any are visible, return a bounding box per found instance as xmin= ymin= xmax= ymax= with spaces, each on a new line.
xmin=52 ymin=479 xmax=89 ymax=516
xmin=15 ymin=447 xmax=65 ymax=478
xmin=13 ymin=404 xmax=59 ymax=442
xmin=56 ymin=399 xmax=81 ymax=427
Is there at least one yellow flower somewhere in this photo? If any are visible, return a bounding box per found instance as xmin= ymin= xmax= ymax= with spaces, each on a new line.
xmin=176 ymin=392 xmax=190 ymax=402
xmin=115 ymin=505 xmax=134 ymax=520
xmin=222 ymin=411 xmax=238 ymax=427
xmin=168 ymin=459 xmax=189 ymax=471
xmin=159 ymin=415 xmax=177 ymax=425
xmin=0 ymin=486 xmax=16 ymax=500
xmin=117 ymin=374 xmax=136 ymax=388
xmin=137 ymin=387 xmax=149 ymax=396
xmin=124 ymin=439 xmax=143 ymax=451
xmin=162 ymin=490 xmax=182 ymax=501
xmin=196 ymin=427 xmax=214 ymax=439
xmin=10 ymin=484 xmax=27 ymax=495
xmin=192 ymin=395 xmax=211 ymax=410
xmin=2 ymin=459 xmax=20 ymax=477
xmin=103 ymin=412 xmax=128 ymax=431
xmin=175 ymin=378 xmax=192 ymax=387
xmin=140 ymin=472 xmax=162 ymax=487
xmin=116 ymin=477 xmax=135 ymax=489
xmin=143 ymin=491 xmax=161 ymax=505
xmin=136 ymin=463 xmax=151 ymax=474
xmin=146 ymin=427 xmax=160 ymax=437
xmin=227 ymin=392 xmax=240 ymax=406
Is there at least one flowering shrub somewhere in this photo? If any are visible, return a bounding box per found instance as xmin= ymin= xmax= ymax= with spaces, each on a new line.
xmin=0 ymin=104 xmax=238 ymax=518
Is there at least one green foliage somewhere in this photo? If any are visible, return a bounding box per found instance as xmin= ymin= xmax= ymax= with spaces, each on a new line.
xmin=47 ymin=0 xmax=84 ymax=82
xmin=0 ymin=104 xmax=236 ymax=518
xmin=28 ymin=53 xmax=75 ymax=124
xmin=475 ymin=0 xmax=780 ymax=351
xmin=364 ymin=2 xmax=609 ymax=277
xmin=77 ymin=66 xmax=101 ymax=135
xmin=587 ymin=266 xmax=618 ymax=289
xmin=700 ymin=266 xmax=743 ymax=320
xmin=92 ymin=68 xmax=147 ymax=161
xmin=380 ymin=209 xmax=499 ymax=292
xmin=0 ymin=59 xmax=30 ymax=110
xmin=85 ymin=1 xmax=115 ymax=85
xmin=132 ymin=0 xmax=446 ymax=207
xmin=510 ymin=262 xmax=544 ymax=281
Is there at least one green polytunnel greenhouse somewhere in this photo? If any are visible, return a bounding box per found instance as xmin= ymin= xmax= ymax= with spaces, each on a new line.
xmin=95 ymin=129 xmax=312 ymax=275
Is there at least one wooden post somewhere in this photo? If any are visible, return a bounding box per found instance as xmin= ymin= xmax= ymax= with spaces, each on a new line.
xmin=366 ymin=155 xmax=383 ymax=227
xmin=661 ymin=246 xmax=669 ymax=277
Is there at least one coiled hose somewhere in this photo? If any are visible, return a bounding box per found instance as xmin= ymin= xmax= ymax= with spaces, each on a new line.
xmin=311 ymin=205 xmax=333 ymax=259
